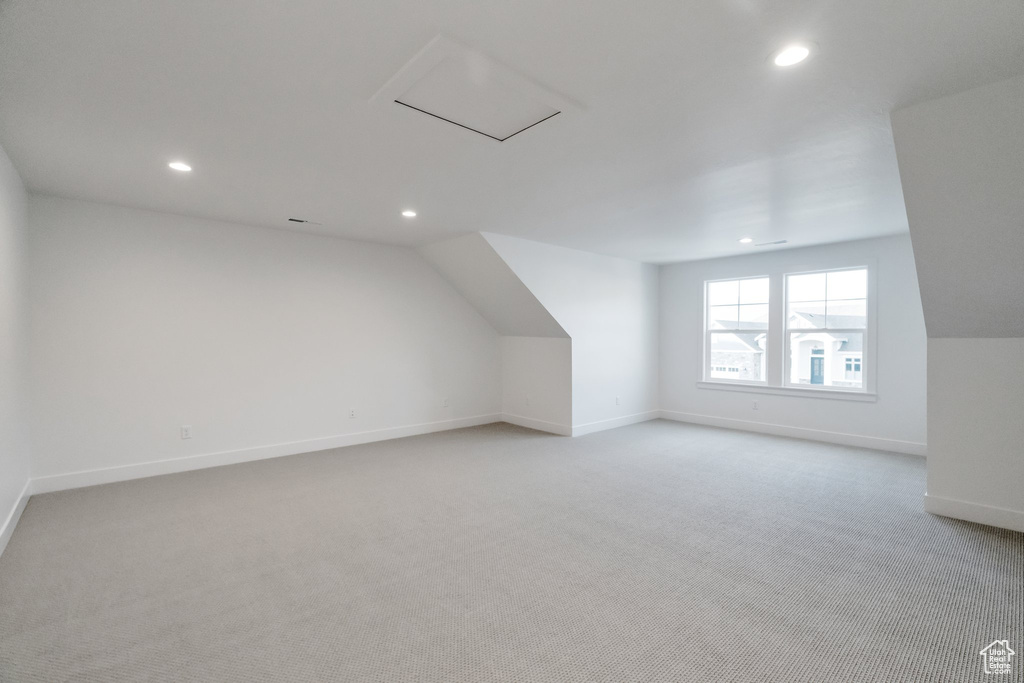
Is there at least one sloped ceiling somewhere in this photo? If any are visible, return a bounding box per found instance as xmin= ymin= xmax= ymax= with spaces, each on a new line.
xmin=419 ymin=233 xmax=567 ymax=338
xmin=1 ymin=1 xmax=1023 ymax=262
xmin=891 ymin=74 xmax=1024 ymax=338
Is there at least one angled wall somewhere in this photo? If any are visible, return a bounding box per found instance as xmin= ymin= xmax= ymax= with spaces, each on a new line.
xmin=892 ymin=74 xmax=1024 ymax=532
xmin=482 ymin=233 xmax=660 ymax=435
xmin=422 ymin=232 xmax=659 ymax=436
xmin=420 ymin=234 xmax=572 ymax=433
xmin=0 ymin=141 xmax=32 ymax=557
xmin=419 ymin=234 xmax=566 ymax=338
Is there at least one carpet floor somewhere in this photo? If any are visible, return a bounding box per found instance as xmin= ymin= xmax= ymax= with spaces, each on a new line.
xmin=1 ymin=420 xmax=1021 ymax=682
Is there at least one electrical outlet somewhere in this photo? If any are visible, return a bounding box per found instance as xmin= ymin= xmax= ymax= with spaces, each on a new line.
xmin=615 ymin=396 xmax=621 ymax=406
xmin=442 ymin=398 xmax=449 ymax=408
xmin=181 ymin=425 xmax=192 ymax=439
xmin=349 ymin=409 xmax=356 ymax=419
xmin=753 ymin=400 xmax=759 ymax=411
xmin=526 ymin=396 xmax=531 ymax=406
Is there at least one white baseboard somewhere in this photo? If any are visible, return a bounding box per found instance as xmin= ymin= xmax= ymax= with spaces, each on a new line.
xmin=31 ymin=414 xmax=502 ymax=495
xmin=924 ymin=493 xmax=1024 ymax=533
xmin=659 ymin=410 xmax=927 ymax=456
xmin=23 ymin=409 xmax=931 ymax=500
xmin=501 ymin=411 xmax=660 ymax=437
xmin=500 ymin=413 xmax=572 ymax=436
xmin=0 ymin=479 xmax=32 ymax=559
xmin=572 ymin=411 xmax=660 ymax=437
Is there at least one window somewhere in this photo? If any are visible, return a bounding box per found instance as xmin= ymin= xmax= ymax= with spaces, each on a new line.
xmin=785 ymin=268 xmax=867 ymax=390
xmin=701 ymin=265 xmax=872 ymax=398
xmin=705 ymin=277 xmax=769 ymax=383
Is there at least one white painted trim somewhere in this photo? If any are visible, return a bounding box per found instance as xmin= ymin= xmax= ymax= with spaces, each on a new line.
xmin=31 ymin=414 xmax=503 ymax=495
xmin=500 ymin=413 xmax=572 ymax=436
xmin=659 ymin=410 xmax=927 ymax=456
xmin=572 ymin=411 xmax=660 ymax=437
xmin=696 ymin=381 xmax=878 ymax=402
xmin=924 ymin=493 xmax=1024 ymax=533
xmin=0 ymin=479 xmax=32 ymax=559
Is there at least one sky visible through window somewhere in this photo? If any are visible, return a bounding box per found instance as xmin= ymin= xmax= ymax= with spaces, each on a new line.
xmin=707 ymin=277 xmax=769 ymax=382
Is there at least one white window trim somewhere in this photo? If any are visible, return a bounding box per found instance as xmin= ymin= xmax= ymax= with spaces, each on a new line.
xmin=699 ymin=260 xmax=878 ymax=399
xmin=702 ymin=275 xmax=770 ymax=385
xmin=696 ymin=380 xmax=878 ymax=402
xmin=782 ymin=266 xmax=875 ymax=394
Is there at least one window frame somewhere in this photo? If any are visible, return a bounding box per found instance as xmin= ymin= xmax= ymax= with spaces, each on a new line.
xmin=782 ymin=266 xmax=872 ymax=394
xmin=702 ymin=275 xmax=771 ymax=385
xmin=697 ymin=261 xmax=877 ymax=402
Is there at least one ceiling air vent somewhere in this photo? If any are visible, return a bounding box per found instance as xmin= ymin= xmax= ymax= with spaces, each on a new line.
xmin=372 ymin=36 xmax=578 ymax=142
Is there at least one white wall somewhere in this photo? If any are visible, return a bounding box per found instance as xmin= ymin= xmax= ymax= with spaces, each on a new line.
xmin=483 ymin=233 xmax=660 ymax=434
xmin=926 ymin=339 xmax=1024 ymax=531
xmin=419 ymin=234 xmax=567 ymax=338
xmin=28 ymin=196 xmax=502 ymax=490
xmin=660 ymin=235 xmax=927 ymax=454
xmin=420 ymin=234 xmax=572 ymax=435
xmin=892 ymin=75 xmax=1024 ymax=532
xmin=501 ymin=337 xmax=572 ymax=435
xmin=0 ymin=142 xmax=32 ymax=556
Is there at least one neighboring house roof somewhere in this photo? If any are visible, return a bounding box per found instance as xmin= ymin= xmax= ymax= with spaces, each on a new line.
xmin=838 ymin=336 xmax=863 ymax=353
xmin=790 ymin=311 xmax=866 ymax=329
xmin=790 ymin=323 xmax=864 ymax=353
xmin=790 ymin=333 xmax=862 ymax=353
xmin=712 ymin=333 xmax=765 ymax=353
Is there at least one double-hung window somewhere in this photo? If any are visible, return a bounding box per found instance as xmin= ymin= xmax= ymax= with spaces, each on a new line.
xmin=705 ymin=277 xmax=769 ymax=383
xmin=702 ymin=266 xmax=871 ymax=396
xmin=785 ymin=268 xmax=867 ymax=390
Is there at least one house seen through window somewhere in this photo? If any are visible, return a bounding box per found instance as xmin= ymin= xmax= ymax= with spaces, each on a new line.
xmin=785 ymin=268 xmax=867 ymax=390
xmin=705 ymin=277 xmax=769 ymax=382
xmin=703 ymin=267 xmax=869 ymax=393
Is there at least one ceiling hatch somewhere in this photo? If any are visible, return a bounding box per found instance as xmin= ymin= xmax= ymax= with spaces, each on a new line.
xmin=372 ymin=36 xmax=578 ymax=142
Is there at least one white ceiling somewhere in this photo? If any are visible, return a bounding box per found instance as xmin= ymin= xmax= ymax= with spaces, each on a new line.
xmin=0 ymin=0 xmax=1022 ymax=263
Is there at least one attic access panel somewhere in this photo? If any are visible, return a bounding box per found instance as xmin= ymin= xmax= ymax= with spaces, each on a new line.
xmin=372 ymin=36 xmax=578 ymax=142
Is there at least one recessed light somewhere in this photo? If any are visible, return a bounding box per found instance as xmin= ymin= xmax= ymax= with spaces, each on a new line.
xmin=168 ymin=161 xmax=192 ymax=172
xmin=739 ymin=237 xmax=754 ymax=244
xmin=402 ymin=210 xmax=417 ymax=218
xmin=773 ymin=44 xmax=811 ymax=67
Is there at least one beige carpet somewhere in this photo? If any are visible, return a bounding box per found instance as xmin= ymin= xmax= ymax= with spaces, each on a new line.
xmin=1 ymin=420 xmax=1021 ymax=682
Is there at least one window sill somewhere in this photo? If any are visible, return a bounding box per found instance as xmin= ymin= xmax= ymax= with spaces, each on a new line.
xmin=696 ymin=381 xmax=878 ymax=402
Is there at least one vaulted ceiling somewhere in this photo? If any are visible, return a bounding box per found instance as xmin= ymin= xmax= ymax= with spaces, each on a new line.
xmin=1 ymin=0 xmax=1022 ymax=262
